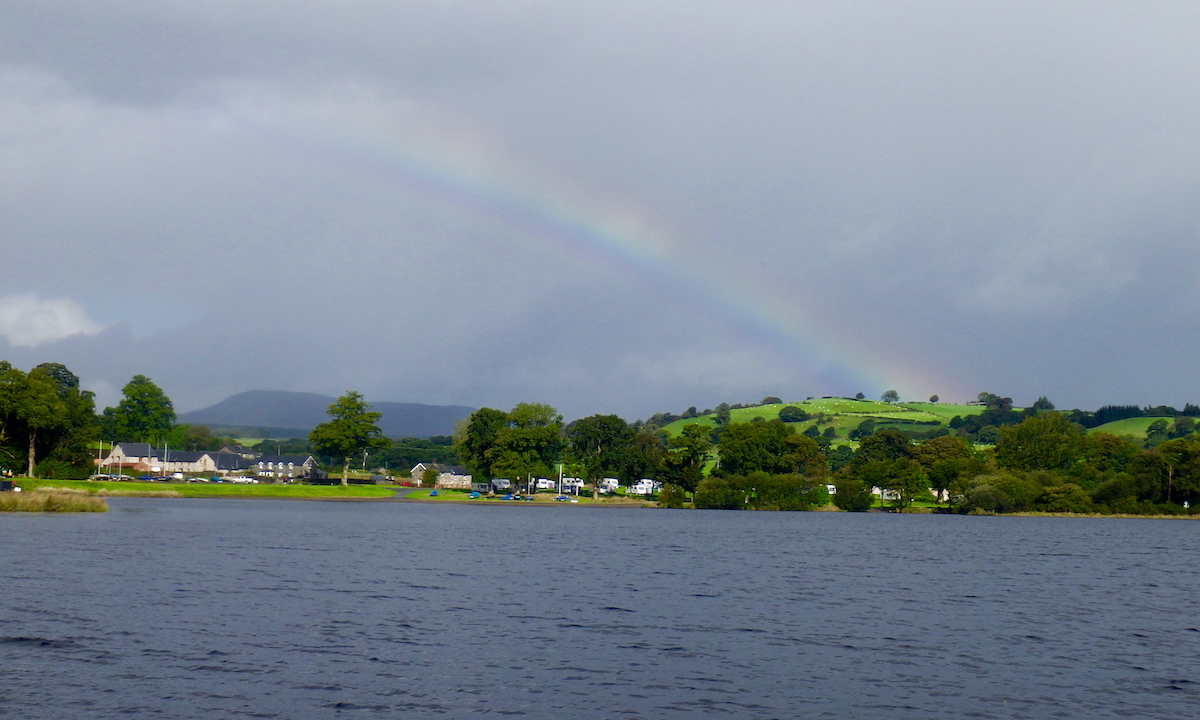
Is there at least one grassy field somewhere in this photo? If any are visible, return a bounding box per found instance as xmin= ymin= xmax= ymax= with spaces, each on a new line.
xmin=1088 ymin=417 xmax=1163 ymax=439
xmin=661 ymin=398 xmax=984 ymax=437
xmin=14 ymin=478 xmax=398 ymax=499
xmin=903 ymin=403 xmax=982 ymax=419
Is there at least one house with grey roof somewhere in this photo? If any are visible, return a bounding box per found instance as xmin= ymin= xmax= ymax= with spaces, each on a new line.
xmin=254 ymin=455 xmax=324 ymax=482
xmin=411 ymin=463 xmax=472 ymax=489
xmin=100 ymin=443 xmax=252 ymax=475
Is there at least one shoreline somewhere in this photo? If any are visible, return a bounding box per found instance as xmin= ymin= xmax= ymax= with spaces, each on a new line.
xmin=5 ymin=480 xmax=1196 ymax=518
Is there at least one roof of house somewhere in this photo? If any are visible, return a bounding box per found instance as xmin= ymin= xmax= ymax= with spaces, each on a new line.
xmin=159 ymin=450 xmax=210 ymax=463
xmin=412 ymin=463 xmax=469 ymax=475
xmin=114 ymin=443 xmax=154 ymax=458
xmin=209 ymin=452 xmax=252 ymax=470
xmin=256 ymin=455 xmax=315 ymax=465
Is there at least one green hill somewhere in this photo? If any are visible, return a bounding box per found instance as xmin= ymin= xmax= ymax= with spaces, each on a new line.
xmin=1087 ymin=416 xmax=1164 ymax=439
xmin=661 ymin=398 xmax=985 ymax=440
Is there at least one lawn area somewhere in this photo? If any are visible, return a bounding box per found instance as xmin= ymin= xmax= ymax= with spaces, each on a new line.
xmin=15 ymin=478 xmax=398 ymax=499
xmin=1088 ymin=417 xmax=1163 ymax=439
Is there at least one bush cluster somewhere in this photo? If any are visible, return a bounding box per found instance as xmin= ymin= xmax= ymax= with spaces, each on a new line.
xmin=693 ymin=472 xmax=828 ymax=511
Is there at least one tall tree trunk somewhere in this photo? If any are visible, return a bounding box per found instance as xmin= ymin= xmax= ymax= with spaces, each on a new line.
xmin=342 ymin=458 xmax=349 ymax=486
xmin=27 ymin=427 xmax=36 ymax=477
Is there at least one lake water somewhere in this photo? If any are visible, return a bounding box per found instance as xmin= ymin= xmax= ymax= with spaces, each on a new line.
xmin=2 ymin=499 xmax=1198 ymax=719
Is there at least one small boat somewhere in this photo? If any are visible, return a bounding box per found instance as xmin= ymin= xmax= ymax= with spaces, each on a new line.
xmin=469 ymin=491 xmax=480 ymax=499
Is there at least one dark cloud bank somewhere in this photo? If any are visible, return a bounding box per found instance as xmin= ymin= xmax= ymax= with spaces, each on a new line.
xmin=3 ymin=1 xmax=1199 ymax=421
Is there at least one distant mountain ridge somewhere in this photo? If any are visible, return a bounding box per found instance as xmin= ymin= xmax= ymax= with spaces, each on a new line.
xmin=177 ymin=390 xmax=475 ymax=439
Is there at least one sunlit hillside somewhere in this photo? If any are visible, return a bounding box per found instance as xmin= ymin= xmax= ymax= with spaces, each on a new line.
xmin=660 ymin=398 xmax=985 ymax=440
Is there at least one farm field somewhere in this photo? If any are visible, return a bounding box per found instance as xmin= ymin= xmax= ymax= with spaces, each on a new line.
xmin=661 ymin=398 xmax=984 ymax=438
xmin=1087 ymin=417 xmax=1164 ymax=439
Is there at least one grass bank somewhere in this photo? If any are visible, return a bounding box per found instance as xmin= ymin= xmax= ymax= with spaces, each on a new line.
xmin=1 ymin=489 xmax=107 ymax=512
xmin=1005 ymin=511 xmax=1200 ymax=519
xmin=15 ymin=478 xmax=399 ymax=500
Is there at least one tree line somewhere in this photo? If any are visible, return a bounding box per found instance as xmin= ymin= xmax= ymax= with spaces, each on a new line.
xmin=0 ymin=363 xmax=187 ymax=478
xmin=5 ymin=358 xmax=1200 ymax=515
xmin=456 ymin=397 xmax=1200 ymax=514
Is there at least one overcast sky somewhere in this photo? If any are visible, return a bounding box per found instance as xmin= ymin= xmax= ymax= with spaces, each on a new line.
xmin=3 ymin=1 xmax=1199 ymax=421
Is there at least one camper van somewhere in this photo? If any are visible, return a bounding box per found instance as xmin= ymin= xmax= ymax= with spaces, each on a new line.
xmin=631 ymin=479 xmax=660 ymax=496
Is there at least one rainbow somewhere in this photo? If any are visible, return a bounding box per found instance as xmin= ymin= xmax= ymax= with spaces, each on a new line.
xmin=261 ymin=106 xmax=956 ymax=402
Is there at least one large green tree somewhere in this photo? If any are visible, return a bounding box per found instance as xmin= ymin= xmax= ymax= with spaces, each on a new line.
xmin=618 ymin=430 xmax=665 ymax=485
xmin=309 ymin=391 xmax=389 ymax=485
xmin=1149 ymin=436 xmax=1200 ymax=506
xmin=913 ymin=435 xmax=977 ymax=506
xmin=2 ymin=366 xmax=64 ymax=476
xmin=994 ymin=412 xmax=1086 ymax=472
xmin=661 ymin=424 xmax=712 ymax=495
xmin=0 ymin=363 xmax=98 ymax=478
xmin=486 ymin=403 xmax=563 ymax=491
xmin=717 ymin=420 xmax=827 ymax=477
xmin=35 ymin=363 xmax=97 ymax=477
xmin=455 ymin=407 xmax=509 ymax=481
xmin=0 ymin=362 xmax=24 ymax=470
xmin=840 ymin=429 xmax=924 ymax=510
xmin=566 ymin=414 xmax=633 ymax=497
xmin=103 ymin=375 xmax=176 ymax=444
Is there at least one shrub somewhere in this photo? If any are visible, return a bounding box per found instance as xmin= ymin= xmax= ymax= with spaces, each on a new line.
xmin=848 ymin=418 xmax=876 ymax=440
xmin=1035 ymin=483 xmax=1094 ymax=513
xmin=693 ymin=477 xmax=741 ymax=509
xmin=778 ymin=406 xmax=810 ymax=423
xmin=958 ymin=472 xmax=1041 ymax=513
xmin=657 ymin=484 xmax=686 ymax=508
xmin=34 ymin=460 xmax=91 ymax=480
xmin=728 ymin=472 xmax=827 ymax=510
xmin=833 ymin=475 xmax=874 ymax=512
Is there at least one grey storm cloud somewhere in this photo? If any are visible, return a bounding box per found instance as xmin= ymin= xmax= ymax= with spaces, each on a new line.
xmin=3 ymin=1 xmax=1200 ymax=420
